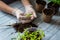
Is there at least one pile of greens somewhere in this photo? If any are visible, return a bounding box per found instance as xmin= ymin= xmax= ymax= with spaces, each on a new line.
xmin=16 ymin=28 xmax=45 ymax=40
xmin=48 ymin=0 xmax=60 ymax=5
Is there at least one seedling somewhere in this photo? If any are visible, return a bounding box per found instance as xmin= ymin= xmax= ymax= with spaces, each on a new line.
xmin=48 ymin=0 xmax=60 ymax=5
xmin=25 ymin=13 xmax=32 ymax=17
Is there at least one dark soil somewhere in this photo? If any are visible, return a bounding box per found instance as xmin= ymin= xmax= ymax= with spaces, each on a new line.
xmin=36 ymin=0 xmax=46 ymax=5
xmin=47 ymin=2 xmax=59 ymax=15
xmin=12 ymin=22 xmax=37 ymax=33
xmin=43 ymin=8 xmax=54 ymax=15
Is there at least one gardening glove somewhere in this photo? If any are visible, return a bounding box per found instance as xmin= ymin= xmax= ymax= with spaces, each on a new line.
xmin=12 ymin=8 xmax=25 ymax=22
xmin=12 ymin=8 xmax=32 ymax=24
xmin=22 ymin=5 xmax=37 ymax=24
xmin=25 ymin=5 xmax=37 ymax=20
xmin=20 ymin=13 xmax=32 ymax=24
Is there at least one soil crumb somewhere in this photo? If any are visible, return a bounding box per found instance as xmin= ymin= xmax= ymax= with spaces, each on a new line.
xmin=12 ymin=22 xmax=38 ymax=33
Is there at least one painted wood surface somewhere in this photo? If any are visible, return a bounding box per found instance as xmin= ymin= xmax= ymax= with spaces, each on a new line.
xmin=0 ymin=1 xmax=60 ymax=40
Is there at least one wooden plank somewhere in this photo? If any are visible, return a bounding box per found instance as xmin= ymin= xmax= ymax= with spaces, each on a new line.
xmin=0 ymin=1 xmax=60 ymax=40
xmin=50 ymin=31 xmax=60 ymax=40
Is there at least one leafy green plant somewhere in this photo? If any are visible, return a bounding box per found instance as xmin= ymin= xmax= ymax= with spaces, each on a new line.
xmin=48 ymin=0 xmax=60 ymax=5
xmin=16 ymin=28 xmax=45 ymax=40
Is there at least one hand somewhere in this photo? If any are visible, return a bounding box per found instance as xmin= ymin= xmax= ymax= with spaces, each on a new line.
xmin=25 ymin=5 xmax=37 ymax=20
xmin=12 ymin=8 xmax=32 ymax=24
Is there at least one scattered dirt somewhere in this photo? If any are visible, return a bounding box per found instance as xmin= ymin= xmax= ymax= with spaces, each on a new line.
xmin=12 ymin=22 xmax=38 ymax=33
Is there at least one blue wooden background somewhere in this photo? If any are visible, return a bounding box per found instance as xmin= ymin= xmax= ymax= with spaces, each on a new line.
xmin=0 ymin=0 xmax=60 ymax=40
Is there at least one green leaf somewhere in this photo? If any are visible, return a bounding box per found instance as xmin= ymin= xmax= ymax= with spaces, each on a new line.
xmin=48 ymin=0 xmax=60 ymax=5
xmin=25 ymin=13 xmax=32 ymax=17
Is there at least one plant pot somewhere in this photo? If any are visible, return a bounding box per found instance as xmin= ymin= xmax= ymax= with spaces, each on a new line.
xmin=35 ymin=0 xmax=46 ymax=13
xmin=42 ymin=8 xmax=54 ymax=23
xmin=47 ymin=2 xmax=60 ymax=15
xmin=12 ymin=22 xmax=37 ymax=33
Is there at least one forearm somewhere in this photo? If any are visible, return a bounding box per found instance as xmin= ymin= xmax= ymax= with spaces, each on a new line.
xmin=0 ymin=1 xmax=14 ymax=14
xmin=21 ymin=0 xmax=31 ymax=7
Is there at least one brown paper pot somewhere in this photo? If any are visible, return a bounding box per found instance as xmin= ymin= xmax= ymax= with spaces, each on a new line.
xmin=42 ymin=8 xmax=54 ymax=23
xmin=47 ymin=2 xmax=59 ymax=15
xmin=35 ymin=0 xmax=46 ymax=13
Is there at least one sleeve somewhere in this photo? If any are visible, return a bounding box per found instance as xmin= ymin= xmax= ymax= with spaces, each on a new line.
xmin=1 ymin=0 xmax=17 ymax=4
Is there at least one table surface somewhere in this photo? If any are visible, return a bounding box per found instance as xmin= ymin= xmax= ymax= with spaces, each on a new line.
xmin=0 ymin=1 xmax=60 ymax=40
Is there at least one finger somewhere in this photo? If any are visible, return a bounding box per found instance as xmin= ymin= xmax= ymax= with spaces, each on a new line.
xmin=21 ymin=20 xmax=26 ymax=24
xmin=24 ymin=20 xmax=31 ymax=23
xmin=32 ymin=11 xmax=37 ymax=18
xmin=16 ymin=13 xmax=24 ymax=19
xmin=20 ymin=16 xmax=31 ymax=20
xmin=20 ymin=13 xmax=25 ymax=16
xmin=21 ymin=20 xmax=31 ymax=24
xmin=20 ymin=16 xmax=26 ymax=18
xmin=31 ymin=15 xmax=34 ymax=20
xmin=19 ymin=16 xmax=27 ymax=20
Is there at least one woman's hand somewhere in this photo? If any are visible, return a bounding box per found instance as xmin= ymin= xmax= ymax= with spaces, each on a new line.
xmin=12 ymin=8 xmax=32 ymax=24
xmin=12 ymin=6 xmax=37 ymax=24
xmin=25 ymin=5 xmax=37 ymax=20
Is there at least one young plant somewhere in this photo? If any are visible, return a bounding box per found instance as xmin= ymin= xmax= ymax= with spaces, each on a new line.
xmin=16 ymin=28 xmax=45 ymax=40
xmin=25 ymin=13 xmax=32 ymax=18
xmin=48 ymin=0 xmax=60 ymax=5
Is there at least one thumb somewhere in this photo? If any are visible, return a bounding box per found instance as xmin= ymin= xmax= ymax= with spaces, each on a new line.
xmin=33 ymin=11 xmax=37 ymax=18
